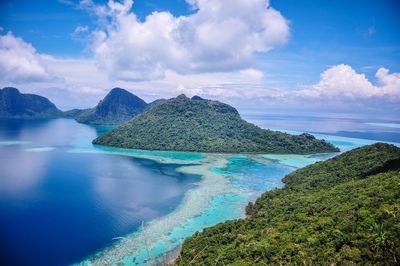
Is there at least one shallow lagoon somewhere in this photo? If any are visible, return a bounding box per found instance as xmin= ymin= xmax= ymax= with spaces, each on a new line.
xmin=0 ymin=118 xmax=399 ymax=266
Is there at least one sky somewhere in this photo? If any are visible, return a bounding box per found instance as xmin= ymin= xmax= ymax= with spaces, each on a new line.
xmin=0 ymin=0 xmax=399 ymax=118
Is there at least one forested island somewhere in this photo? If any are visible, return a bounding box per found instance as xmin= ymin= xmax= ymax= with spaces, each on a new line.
xmin=93 ymin=94 xmax=339 ymax=154
xmin=175 ymin=143 xmax=400 ymax=265
xmin=74 ymin=88 xmax=148 ymax=125
xmin=0 ymin=87 xmax=63 ymax=118
xmin=0 ymin=87 xmax=163 ymax=125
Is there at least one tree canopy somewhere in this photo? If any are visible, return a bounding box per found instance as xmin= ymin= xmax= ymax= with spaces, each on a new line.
xmin=93 ymin=95 xmax=338 ymax=154
xmin=176 ymin=143 xmax=400 ymax=265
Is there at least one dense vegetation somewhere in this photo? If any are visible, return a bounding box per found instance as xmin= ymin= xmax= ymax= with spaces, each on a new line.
xmin=175 ymin=143 xmax=400 ymax=265
xmin=0 ymin=87 xmax=63 ymax=118
xmin=147 ymin=98 xmax=167 ymax=109
xmin=93 ymin=94 xmax=338 ymax=154
xmin=63 ymin=108 xmax=90 ymax=118
xmin=75 ymin=88 xmax=148 ymax=125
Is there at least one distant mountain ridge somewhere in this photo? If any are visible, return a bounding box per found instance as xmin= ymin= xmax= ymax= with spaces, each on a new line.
xmin=0 ymin=87 xmax=63 ymax=118
xmin=93 ymin=94 xmax=339 ymax=154
xmin=75 ymin=88 xmax=148 ymax=125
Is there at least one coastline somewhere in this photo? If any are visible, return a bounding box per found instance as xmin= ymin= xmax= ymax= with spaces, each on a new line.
xmin=72 ymin=133 xmax=400 ymax=265
xmin=77 ymin=153 xmax=247 ymax=265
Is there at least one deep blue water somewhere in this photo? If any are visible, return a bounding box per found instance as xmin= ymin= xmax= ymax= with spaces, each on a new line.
xmin=0 ymin=119 xmax=200 ymax=266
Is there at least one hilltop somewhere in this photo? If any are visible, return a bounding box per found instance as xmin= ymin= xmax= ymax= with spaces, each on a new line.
xmin=93 ymin=94 xmax=339 ymax=154
xmin=0 ymin=87 xmax=63 ymax=119
xmin=75 ymin=88 xmax=148 ymax=125
xmin=176 ymin=143 xmax=400 ymax=265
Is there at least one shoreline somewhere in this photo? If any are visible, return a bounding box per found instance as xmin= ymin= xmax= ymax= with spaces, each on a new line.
xmin=77 ymin=153 xmax=244 ymax=265
xmin=73 ymin=133 xmax=399 ymax=265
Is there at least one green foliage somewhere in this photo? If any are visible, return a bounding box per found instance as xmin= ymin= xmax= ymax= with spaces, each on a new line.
xmin=175 ymin=143 xmax=400 ymax=265
xmin=62 ymin=108 xmax=90 ymax=118
xmin=76 ymin=88 xmax=148 ymax=125
xmin=93 ymin=94 xmax=339 ymax=154
xmin=281 ymin=142 xmax=400 ymax=191
xmin=0 ymin=87 xmax=63 ymax=118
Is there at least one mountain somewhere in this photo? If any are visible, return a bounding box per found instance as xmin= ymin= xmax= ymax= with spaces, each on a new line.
xmin=176 ymin=143 xmax=400 ymax=265
xmin=93 ymin=94 xmax=339 ymax=154
xmin=75 ymin=88 xmax=148 ymax=125
xmin=147 ymin=98 xmax=167 ymax=109
xmin=63 ymin=108 xmax=90 ymax=118
xmin=0 ymin=87 xmax=63 ymax=118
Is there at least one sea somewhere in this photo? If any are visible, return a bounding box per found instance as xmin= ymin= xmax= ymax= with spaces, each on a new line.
xmin=0 ymin=114 xmax=399 ymax=265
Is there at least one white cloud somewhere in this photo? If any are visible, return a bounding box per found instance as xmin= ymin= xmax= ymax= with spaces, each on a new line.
xmin=375 ymin=67 xmax=400 ymax=96
xmin=71 ymin=25 xmax=90 ymax=42
xmin=58 ymin=0 xmax=75 ymax=6
xmin=84 ymin=0 xmax=289 ymax=81
xmin=74 ymin=25 xmax=89 ymax=34
xmin=239 ymin=68 xmax=264 ymax=81
xmin=298 ymin=64 xmax=400 ymax=99
xmin=0 ymin=32 xmax=58 ymax=83
xmin=1 ymin=29 xmax=398 ymax=114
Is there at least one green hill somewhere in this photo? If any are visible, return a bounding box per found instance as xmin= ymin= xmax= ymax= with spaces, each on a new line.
xmin=175 ymin=143 xmax=400 ymax=265
xmin=0 ymin=87 xmax=63 ymax=118
xmin=93 ymin=94 xmax=338 ymax=154
xmin=75 ymin=88 xmax=148 ymax=125
xmin=63 ymin=108 xmax=90 ymax=118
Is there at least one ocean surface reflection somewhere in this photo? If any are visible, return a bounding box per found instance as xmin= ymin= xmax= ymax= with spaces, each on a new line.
xmin=0 ymin=118 xmax=199 ymax=266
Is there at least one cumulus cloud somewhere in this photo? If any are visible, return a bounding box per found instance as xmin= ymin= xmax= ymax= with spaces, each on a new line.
xmin=0 ymin=32 xmax=58 ymax=83
xmin=83 ymin=0 xmax=289 ymax=80
xmin=298 ymin=64 xmax=400 ymax=99
xmin=375 ymin=67 xmax=400 ymax=96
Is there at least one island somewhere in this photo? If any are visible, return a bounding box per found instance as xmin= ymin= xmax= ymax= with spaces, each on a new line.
xmin=75 ymin=87 xmax=148 ymax=125
xmin=175 ymin=143 xmax=400 ymax=265
xmin=93 ymin=94 xmax=339 ymax=154
xmin=0 ymin=87 xmax=63 ymax=119
xmin=63 ymin=108 xmax=90 ymax=118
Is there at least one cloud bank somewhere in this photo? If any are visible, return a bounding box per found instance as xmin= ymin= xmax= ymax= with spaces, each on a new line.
xmin=298 ymin=64 xmax=400 ymax=99
xmin=84 ymin=0 xmax=289 ymax=80
xmin=0 ymin=32 xmax=58 ymax=83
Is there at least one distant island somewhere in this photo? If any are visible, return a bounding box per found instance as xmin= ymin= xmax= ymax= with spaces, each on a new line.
xmin=74 ymin=88 xmax=148 ymax=125
xmin=176 ymin=143 xmax=400 ymax=265
xmin=0 ymin=86 xmax=162 ymax=124
xmin=0 ymin=87 xmax=63 ymax=119
xmin=93 ymin=94 xmax=339 ymax=154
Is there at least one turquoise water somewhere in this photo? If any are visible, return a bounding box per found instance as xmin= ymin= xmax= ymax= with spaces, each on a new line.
xmin=1 ymin=118 xmax=400 ymax=266
xmin=212 ymin=156 xmax=291 ymax=192
xmin=80 ymin=136 xmax=400 ymax=265
xmin=69 ymin=128 xmax=205 ymax=161
xmin=114 ymin=193 xmax=249 ymax=266
xmin=93 ymin=146 xmax=205 ymax=161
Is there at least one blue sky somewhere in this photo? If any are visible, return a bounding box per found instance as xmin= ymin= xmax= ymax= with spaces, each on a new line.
xmin=0 ymin=0 xmax=399 ymax=116
xmin=0 ymin=0 xmax=193 ymax=55
xmin=265 ymin=0 xmax=400 ymax=85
